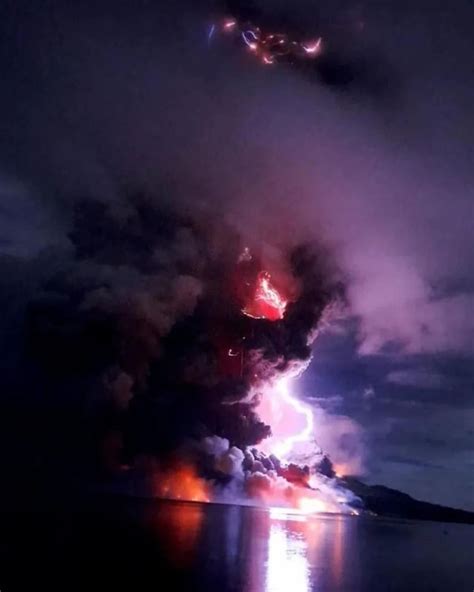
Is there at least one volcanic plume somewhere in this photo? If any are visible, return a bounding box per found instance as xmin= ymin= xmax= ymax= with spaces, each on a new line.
xmin=0 ymin=0 xmax=376 ymax=514
xmin=19 ymin=193 xmax=358 ymax=513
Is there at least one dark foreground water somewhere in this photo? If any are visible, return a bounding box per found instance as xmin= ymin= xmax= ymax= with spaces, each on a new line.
xmin=1 ymin=497 xmax=473 ymax=591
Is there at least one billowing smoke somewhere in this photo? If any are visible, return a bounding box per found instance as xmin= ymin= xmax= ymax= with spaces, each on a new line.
xmin=0 ymin=0 xmax=377 ymax=513
xmin=0 ymin=0 xmax=471 ymax=511
xmin=21 ymin=193 xmax=354 ymax=512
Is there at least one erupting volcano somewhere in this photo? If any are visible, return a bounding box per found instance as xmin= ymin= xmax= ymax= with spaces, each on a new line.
xmin=24 ymin=196 xmax=358 ymax=515
xmin=138 ymin=240 xmax=358 ymax=515
xmin=2 ymin=5 xmax=474 ymax=591
xmin=16 ymin=0 xmax=365 ymax=517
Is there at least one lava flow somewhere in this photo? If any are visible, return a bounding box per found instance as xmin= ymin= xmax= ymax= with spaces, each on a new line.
xmin=242 ymin=271 xmax=287 ymax=321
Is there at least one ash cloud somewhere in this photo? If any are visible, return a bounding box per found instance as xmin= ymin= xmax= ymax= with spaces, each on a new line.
xmin=6 ymin=192 xmax=338 ymax=494
xmin=0 ymin=0 xmax=472 ymax=507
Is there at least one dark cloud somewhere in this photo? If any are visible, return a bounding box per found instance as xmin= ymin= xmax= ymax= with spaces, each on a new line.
xmin=0 ymin=0 xmax=472 ymax=508
xmin=0 ymin=190 xmax=338 ymax=502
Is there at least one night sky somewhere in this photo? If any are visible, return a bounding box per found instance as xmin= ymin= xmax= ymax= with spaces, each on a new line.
xmin=0 ymin=0 xmax=472 ymax=510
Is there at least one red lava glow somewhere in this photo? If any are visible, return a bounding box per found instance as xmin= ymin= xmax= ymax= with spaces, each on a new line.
xmin=247 ymin=473 xmax=338 ymax=516
xmin=242 ymin=271 xmax=287 ymax=321
xmin=153 ymin=464 xmax=210 ymax=503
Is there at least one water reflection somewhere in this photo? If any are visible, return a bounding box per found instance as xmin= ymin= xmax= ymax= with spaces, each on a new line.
xmin=139 ymin=500 xmax=473 ymax=592
xmin=239 ymin=507 xmax=348 ymax=592
xmin=264 ymin=510 xmax=346 ymax=592
xmin=331 ymin=515 xmax=344 ymax=587
xmin=146 ymin=502 xmax=348 ymax=591
xmin=2 ymin=498 xmax=472 ymax=591
xmin=149 ymin=501 xmax=204 ymax=566
xmin=266 ymin=518 xmax=310 ymax=592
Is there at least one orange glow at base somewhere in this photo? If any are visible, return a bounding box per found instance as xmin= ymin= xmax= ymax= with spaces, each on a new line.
xmin=246 ymin=470 xmax=341 ymax=516
xmin=264 ymin=489 xmax=337 ymax=518
xmin=297 ymin=496 xmax=328 ymax=514
xmin=153 ymin=464 xmax=210 ymax=503
xmin=287 ymin=485 xmax=341 ymax=515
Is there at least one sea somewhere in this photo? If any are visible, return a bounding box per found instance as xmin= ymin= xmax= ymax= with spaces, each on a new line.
xmin=1 ymin=497 xmax=472 ymax=591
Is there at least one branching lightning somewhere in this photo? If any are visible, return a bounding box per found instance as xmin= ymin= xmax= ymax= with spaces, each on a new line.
xmin=271 ymin=377 xmax=314 ymax=460
xmin=210 ymin=17 xmax=323 ymax=67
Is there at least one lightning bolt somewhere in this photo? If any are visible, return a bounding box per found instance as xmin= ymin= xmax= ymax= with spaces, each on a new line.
xmin=271 ymin=377 xmax=314 ymax=460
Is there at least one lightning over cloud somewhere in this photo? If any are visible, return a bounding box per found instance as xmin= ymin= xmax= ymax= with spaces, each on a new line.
xmin=211 ymin=15 xmax=323 ymax=67
xmin=0 ymin=0 xmax=472 ymax=513
xmin=20 ymin=194 xmax=359 ymax=514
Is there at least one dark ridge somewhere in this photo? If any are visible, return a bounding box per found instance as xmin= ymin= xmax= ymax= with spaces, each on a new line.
xmin=343 ymin=477 xmax=474 ymax=525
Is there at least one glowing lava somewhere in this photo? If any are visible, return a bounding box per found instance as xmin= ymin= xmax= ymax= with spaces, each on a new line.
xmin=153 ymin=464 xmax=210 ymax=503
xmin=243 ymin=271 xmax=287 ymax=321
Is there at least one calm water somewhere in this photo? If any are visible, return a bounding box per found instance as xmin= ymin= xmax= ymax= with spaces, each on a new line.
xmin=1 ymin=497 xmax=473 ymax=591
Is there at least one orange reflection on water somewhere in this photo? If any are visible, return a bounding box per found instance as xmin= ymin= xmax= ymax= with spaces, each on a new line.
xmin=151 ymin=502 xmax=204 ymax=566
xmin=330 ymin=515 xmax=344 ymax=586
xmin=147 ymin=502 xmax=349 ymax=590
